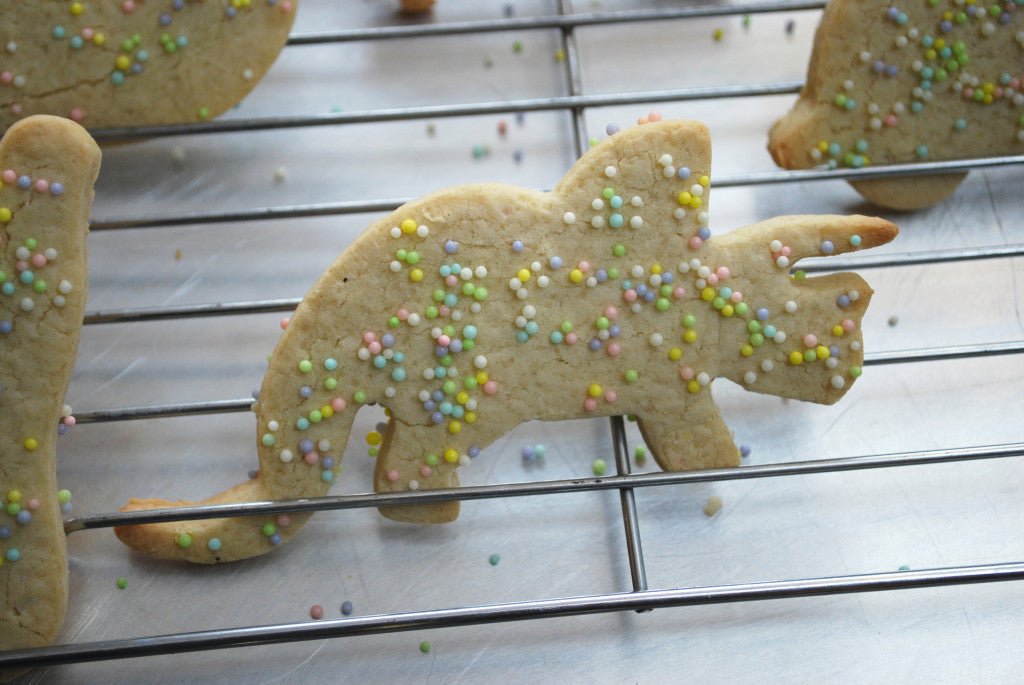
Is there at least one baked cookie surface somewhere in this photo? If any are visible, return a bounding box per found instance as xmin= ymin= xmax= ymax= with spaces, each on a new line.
xmin=115 ymin=120 xmax=897 ymax=564
xmin=0 ymin=116 xmax=100 ymax=672
xmin=769 ymin=0 xmax=1024 ymax=209
xmin=0 ymin=0 xmax=298 ymax=135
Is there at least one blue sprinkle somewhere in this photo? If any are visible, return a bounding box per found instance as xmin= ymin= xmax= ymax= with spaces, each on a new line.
xmin=820 ymin=241 xmax=834 ymax=254
xmin=16 ymin=510 xmax=32 ymax=525
xmin=0 ymin=321 xmax=11 ymax=334
xmin=698 ymin=227 xmax=711 ymax=240
xmin=837 ymin=294 xmax=852 ymax=308
xmin=677 ymin=167 xmax=691 ymax=179
xmin=756 ymin=307 xmax=770 ymax=321
xmin=431 ymin=412 xmax=444 ymax=424
xmin=549 ymin=256 xmax=563 ymax=269
xmin=605 ymin=123 xmax=620 ymax=136
xmin=444 ymin=240 xmax=458 ymax=254
xmin=300 ymin=439 xmax=315 ymax=454
xmin=17 ymin=175 xmax=31 ymax=189
xmin=468 ymin=445 xmax=481 ymax=458
xmin=432 ymin=390 xmax=444 ymax=402
xmin=269 ymin=533 xmax=282 ymax=545
xmin=50 ymin=182 xmax=63 ymax=196
xmin=299 ymin=385 xmax=312 ymax=398
xmin=0 ymin=526 xmax=9 ymax=539
xmin=341 ymin=601 xmax=354 ymax=615
xmin=322 ymin=457 xmax=335 ymax=469
xmin=512 ymin=240 xmax=524 ymax=252
xmin=589 ymin=338 xmax=602 ymax=351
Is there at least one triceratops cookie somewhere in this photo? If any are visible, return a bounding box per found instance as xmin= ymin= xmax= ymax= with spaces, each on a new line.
xmin=769 ymin=0 xmax=1024 ymax=210
xmin=0 ymin=116 xmax=100 ymax=670
xmin=0 ymin=0 xmax=297 ymax=135
xmin=115 ymin=120 xmax=897 ymax=563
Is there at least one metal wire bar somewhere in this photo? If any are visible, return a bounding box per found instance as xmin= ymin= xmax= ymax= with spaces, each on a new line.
xmin=67 ymin=340 xmax=1024 ymax=426
xmin=2 ymin=560 xmax=1020 ymax=669
xmin=287 ymin=0 xmax=827 ymax=45
xmin=62 ymin=442 xmax=1024 ymax=533
xmin=79 ymin=243 xmax=1024 ymax=325
xmin=90 ymin=82 xmax=804 ymax=143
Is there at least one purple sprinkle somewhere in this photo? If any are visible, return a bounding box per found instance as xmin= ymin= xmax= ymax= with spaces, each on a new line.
xmin=432 ymin=390 xmax=444 ymax=402
xmin=605 ymin=123 xmax=620 ymax=136
xmin=131 ymin=63 xmax=143 ymax=74
xmin=829 ymin=345 xmax=840 ymax=357
xmin=58 ymin=423 xmax=69 ymax=436
xmin=49 ymin=182 xmax=63 ymax=195
xmin=17 ymin=175 xmax=31 ymax=189
xmin=661 ymin=272 xmax=674 ymax=284
xmin=248 ymin=469 xmax=259 ymax=480
xmin=873 ymin=60 xmax=886 ymax=73
xmin=434 ymin=345 xmax=449 ymax=357
xmin=739 ymin=445 xmax=752 ymax=457
xmin=1000 ymin=12 xmax=1011 ymax=24
xmin=521 ymin=446 xmax=535 ymax=461
xmin=589 ymin=338 xmax=602 ymax=351
xmin=549 ymin=256 xmax=563 ymax=269
xmin=382 ymin=334 xmax=395 ymax=348
xmin=885 ymin=7 xmax=899 ymax=19
xmin=940 ymin=19 xmax=953 ymax=32
xmin=677 ymin=166 xmax=691 ymax=179
xmin=0 ymin=321 xmax=11 ymax=334
xmin=16 ymin=510 xmax=31 ymax=525
xmin=468 ymin=445 xmax=480 ymax=458
xmin=60 ymin=502 xmax=72 ymax=515
xmin=160 ymin=12 xmax=172 ymax=25
xmin=173 ymin=0 xmax=184 ymax=8
xmin=299 ymin=385 xmax=312 ymax=398
xmin=300 ymin=439 xmax=315 ymax=454
xmin=756 ymin=307 xmax=770 ymax=321
xmin=423 ymin=400 xmax=435 ymax=411
xmin=595 ymin=269 xmax=608 ymax=282
xmin=269 ymin=533 xmax=282 ymax=545
xmin=512 ymin=240 xmax=524 ymax=252
xmin=225 ymin=7 xmax=236 ymax=18
xmin=820 ymin=240 xmax=835 ymax=254
xmin=449 ymin=339 xmax=463 ymax=354
xmin=643 ymin=291 xmax=656 ymax=302
xmin=837 ymin=294 xmax=851 ymax=308
xmin=431 ymin=412 xmax=444 ymax=424
xmin=0 ymin=526 xmax=9 ymax=539
xmin=885 ymin=64 xmax=899 ymax=77
xmin=341 ymin=601 xmax=354 ymax=615
xmin=635 ymin=283 xmax=648 ymax=296
xmin=698 ymin=226 xmax=711 ymax=240
xmin=444 ymin=240 xmax=458 ymax=254
xmin=322 ymin=456 xmax=335 ymax=469
xmin=608 ymin=325 xmax=621 ymax=337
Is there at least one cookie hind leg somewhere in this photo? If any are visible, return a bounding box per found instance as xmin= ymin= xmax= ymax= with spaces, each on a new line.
xmin=373 ymin=419 xmax=461 ymax=524
xmin=849 ymin=174 xmax=965 ymax=211
xmin=635 ymin=389 xmax=740 ymax=472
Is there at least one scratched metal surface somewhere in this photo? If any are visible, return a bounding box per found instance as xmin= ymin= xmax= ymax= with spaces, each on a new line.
xmin=18 ymin=0 xmax=1024 ymax=682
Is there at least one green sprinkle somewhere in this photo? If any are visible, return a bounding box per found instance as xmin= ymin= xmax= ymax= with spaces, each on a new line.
xmin=560 ymin=320 xmax=573 ymax=333
xmin=612 ymin=244 xmax=626 ymax=257
xmin=793 ymin=270 xmax=807 ymax=280
xmin=488 ymin=553 xmax=501 ymax=566
xmin=406 ymin=251 xmax=420 ymax=265
xmin=57 ymin=489 xmax=72 ymax=504
xmin=261 ymin=433 xmax=276 ymax=447
xmin=325 ymin=377 xmax=338 ymax=390
xmin=298 ymin=360 xmax=313 ymax=373
xmin=425 ymin=454 xmax=439 ymax=466
xmin=473 ymin=287 xmax=488 ymax=301
xmin=389 ymin=316 xmax=400 ymax=328
xmin=656 ymin=298 xmax=670 ymax=311
xmin=420 ymin=641 xmax=431 ymax=653
xmin=592 ymin=459 xmax=607 ymax=476
xmin=607 ymin=267 xmax=619 ymax=279
xmin=396 ymin=248 xmax=408 ymax=261
xmin=624 ymin=369 xmax=638 ymax=382
xmin=635 ymin=445 xmax=647 ymax=462
xmin=116 ymin=577 xmax=127 ymax=590
xmin=262 ymin=523 xmax=276 ymax=536
xmin=353 ymin=391 xmax=367 ymax=403
xmin=24 ymin=238 xmax=37 ymax=250
xmin=176 ymin=533 xmax=192 ymax=548
xmin=735 ymin=302 xmax=748 ymax=316
xmin=747 ymin=320 xmax=761 ymax=334
xmin=849 ymin=366 xmax=863 ymax=378
xmin=602 ymin=187 xmax=615 ymax=199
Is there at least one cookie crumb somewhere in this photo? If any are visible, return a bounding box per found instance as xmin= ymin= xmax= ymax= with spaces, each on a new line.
xmin=703 ymin=495 xmax=723 ymax=517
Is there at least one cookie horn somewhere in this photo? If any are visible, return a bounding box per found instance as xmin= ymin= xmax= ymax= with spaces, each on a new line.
xmin=1 ymin=116 xmax=100 ymax=674
xmin=716 ymin=214 xmax=899 ymax=264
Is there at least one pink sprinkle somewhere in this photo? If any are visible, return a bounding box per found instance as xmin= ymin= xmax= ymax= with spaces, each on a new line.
xmin=803 ymin=334 xmax=818 ymax=348
xmin=437 ymin=335 xmax=451 ymax=347
xmin=81 ymin=28 xmax=94 ymax=40
xmin=16 ymin=260 xmax=28 ymax=272
xmin=994 ymin=86 xmax=1004 ymax=99
xmin=706 ymin=274 xmax=718 ymax=286
xmin=483 ymin=380 xmax=498 ymax=395
xmin=565 ymin=332 xmax=578 ymax=344
xmin=279 ymin=317 xmax=290 ymax=330
xmin=331 ymin=398 xmax=346 ymax=412
xmin=304 ymin=451 xmax=319 ymax=465
xmin=604 ymin=306 xmax=618 ymax=319
xmin=673 ymin=286 xmax=686 ymax=299
xmin=637 ymin=115 xmax=649 ymax=125
xmin=884 ymin=114 xmax=898 ymax=127
xmin=716 ymin=266 xmax=730 ymax=280
xmin=1011 ymin=78 xmax=1021 ymax=90
xmin=623 ymin=289 xmax=637 ymax=302
xmin=648 ymin=110 xmax=662 ymax=122
xmin=62 ymin=416 xmax=76 ymax=427
xmin=962 ymin=87 xmax=974 ymax=99
xmin=368 ymin=341 xmax=382 ymax=355
xmin=730 ymin=291 xmax=742 ymax=303
xmin=0 ymin=72 xmax=12 ymax=84
xmin=31 ymin=254 xmax=47 ymax=268
xmin=842 ymin=318 xmax=855 ymax=331
xmin=606 ymin=342 xmax=621 ymax=356
xmin=10 ymin=103 xmax=21 ymax=115
xmin=276 ymin=514 xmax=291 ymax=527
xmin=779 ymin=246 xmax=792 ymax=257
xmin=1 ymin=170 xmax=14 ymax=184
xmin=387 ymin=469 xmax=400 ymax=482
xmin=604 ymin=390 xmax=617 ymax=403
xmin=445 ymin=274 xmax=458 ymax=287
xmin=280 ymin=1 xmax=293 ymax=12
xmin=583 ymin=398 xmax=598 ymax=411
xmin=689 ymin=236 xmax=703 ymax=249
xmin=578 ymin=261 xmax=590 ymax=272
xmin=27 ymin=498 xmax=40 ymax=511
xmin=310 ymin=605 xmax=324 ymax=620
xmin=420 ymin=465 xmax=432 ymax=477
xmin=34 ymin=179 xmax=49 ymax=193
xmin=122 ymin=0 xmax=135 ymax=12
xmin=438 ymin=305 xmax=451 ymax=317
xmin=679 ymin=366 xmax=695 ymax=380
xmin=363 ymin=331 xmax=377 ymax=344
xmin=396 ymin=308 xmax=409 ymax=321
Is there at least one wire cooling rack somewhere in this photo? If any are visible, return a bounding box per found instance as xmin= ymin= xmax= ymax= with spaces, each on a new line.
xmin=5 ymin=1 xmax=1024 ymax=681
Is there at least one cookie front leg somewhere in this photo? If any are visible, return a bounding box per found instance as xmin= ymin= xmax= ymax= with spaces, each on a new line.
xmin=373 ymin=419 xmax=462 ymax=524
xmin=635 ymin=387 xmax=740 ymax=472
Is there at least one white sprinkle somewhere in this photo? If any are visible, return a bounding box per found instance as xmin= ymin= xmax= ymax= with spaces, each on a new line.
xmin=383 ymin=348 xmax=394 ymax=360
xmin=849 ymin=289 xmax=860 ymax=301
xmin=604 ymin=165 xmax=617 ymax=177
xmin=522 ymin=305 xmax=537 ymax=318
xmin=15 ymin=246 xmax=29 ymax=260
xmin=267 ymin=420 xmax=279 ymax=432
xmin=44 ymin=248 xmax=58 ymax=261
xmin=690 ymin=184 xmax=704 ymax=197
xmin=58 ymin=280 xmax=73 ymax=294
xmin=280 ymin=450 xmax=294 ymax=463
xmin=850 ymin=341 xmax=862 ymax=351
xmin=243 ymin=68 xmax=254 ymax=80
xmin=474 ymin=355 xmax=488 ymax=369
xmin=631 ymin=265 xmax=644 ymax=278
xmin=592 ymin=198 xmax=605 ymax=210
xmin=357 ymin=348 xmax=371 ymax=361
xmin=586 ymin=277 xmax=598 ymax=287
xmin=689 ymin=258 xmax=702 ymax=270
xmin=407 ymin=313 xmax=421 ymax=326
xmin=649 ymin=274 xmax=662 ymax=287
xmin=697 ymin=265 xmax=711 ymax=278
xmin=509 ymin=277 xmax=522 ymax=290
xmin=515 ymin=316 xmax=528 ymax=328
xmin=761 ymin=359 xmax=775 ymax=372
xmin=826 ymin=357 xmax=839 ymax=369
xmin=859 ymin=51 xmax=872 ymax=62
xmin=785 ymin=300 xmax=797 ymax=313
xmin=591 ymin=216 xmax=605 ymax=228
xmin=630 ymin=216 xmax=643 ymax=228
xmin=698 ymin=211 xmax=709 ymax=225
xmin=631 ymin=196 xmax=643 ymax=207
xmin=563 ymin=211 xmax=576 ymax=224
xmin=743 ymin=371 xmax=757 ymax=385
xmin=460 ymin=267 xmax=473 ymax=280
xmin=769 ymin=239 xmax=782 ymax=252
xmin=696 ymin=372 xmax=711 ymax=386
xmin=465 ymin=399 xmax=477 ymax=411
xmin=677 ymin=261 xmax=690 ymax=273
xmin=537 ymin=275 xmax=550 ymax=287
xmin=5 ymin=41 xmax=16 ymax=53
xmin=19 ymin=297 xmax=33 ymax=311
xmin=831 ymin=375 xmax=846 ymax=389
xmin=663 ymin=166 xmax=676 ymax=178
xmin=673 ymin=208 xmax=687 ymax=220
xmin=418 ymin=390 xmax=431 ymax=402
xmin=531 ymin=261 xmax=541 ymax=272
xmin=390 ymin=227 xmax=402 ymax=238
xmin=416 ymin=225 xmax=429 ymax=238
xmin=516 ymin=288 xmax=528 ymax=299
xmin=471 ymin=303 xmax=482 ymax=314
xmin=475 ymin=265 xmax=487 ymax=278
xmin=273 ymin=166 xmax=288 ymax=182
xmin=423 ymin=368 xmax=435 ymax=379
xmin=774 ymin=331 xmax=787 ymax=343
xmin=53 ymin=295 xmax=66 ymax=308
xmin=631 ymin=302 xmax=643 ymax=314
xmin=459 ymin=455 xmax=471 ymax=467
xmin=649 ymin=333 xmax=664 ymax=347
xmin=598 ymin=329 xmax=610 ymax=340
xmin=384 ymin=386 xmax=396 ymax=398
xmin=390 ymin=261 xmax=402 ymax=273
xmin=658 ymin=153 xmax=673 ymax=166
xmin=409 ymin=480 xmax=420 ymax=491
xmin=776 ymin=256 xmax=790 ymax=269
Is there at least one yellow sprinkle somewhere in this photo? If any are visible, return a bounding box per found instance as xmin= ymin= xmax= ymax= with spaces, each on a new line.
xmin=588 ymin=384 xmax=603 ymax=398
xmin=475 ymin=371 xmax=488 ymax=384
xmin=677 ymin=191 xmax=692 ymax=205
xmin=93 ymin=33 xmax=106 ymax=46
xmin=366 ymin=431 xmax=382 ymax=446
xmin=517 ymin=268 xmax=531 ymax=281
xmin=741 ymin=345 xmax=754 ymax=357
xmin=789 ymin=351 xmax=804 ymax=365
xmin=687 ymin=380 xmax=701 ymax=393
xmin=569 ymin=269 xmax=584 ymax=283
xmin=7 ymin=490 xmax=21 ymax=503
xmin=817 ymin=140 xmax=829 ymax=152
xmin=456 ymin=392 xmax=469 ymax=405
xmin=465 ymin=411 xmax=476 ymax=423
xmin=832 ymin=324 xmax=845 ymax=337
xmin=689 ymin=196 xmax=702 ymax=209
xmin=668 ymin=347 xmax=682 ymax=361
xmin=701 ymin=287 xmax=715 ymax=301
xmin=320 ymin=405 xmax=334 ymax=419
xmin=70 ymin=2 xmax=83 ymax=14
xmin=699 ymin=175 xmax=710 ymax=187
xmin=23 ymin=438 xmax=38 ymax=451
xmin=400 ymin=219 xmax=416 ymax=233
xmin=116 ymin=55 xmax=131 ymax=70
xmin=448 ymin=421 xmax=461 ymax=434
xmin=409 ymin=268 xmax=423 ymax=282
xmin=684 ymin=330 xmax=697 ymax=343
xmin=444 ymin=449 xmax=459 ymax=463
xmin=0 ymin=207 xmax=11 ymax=222
xmin=721 ymin=304 xmax=734 ymax=317
xmin=816 ymin=345 xmax=830 ymax=359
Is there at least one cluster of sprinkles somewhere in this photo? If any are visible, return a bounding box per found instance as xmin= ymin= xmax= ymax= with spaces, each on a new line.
xmin=0 ymin=0 xmax=293 ymax=125
xmin=808 ymin=0 xmax=1024 ymax=168
xmin=1 ymin=167 xmax=76 ymax=568
xmin=241 ymin=121 xmax=874 ymax=552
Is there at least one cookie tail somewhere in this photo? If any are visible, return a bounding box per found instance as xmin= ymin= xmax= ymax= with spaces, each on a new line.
xmin=0 ymin=116 xmax=100 ymax=668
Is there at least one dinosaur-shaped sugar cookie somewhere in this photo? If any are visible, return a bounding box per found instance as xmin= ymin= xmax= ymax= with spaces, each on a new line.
xmin=1 ymin=0 xmax=297 ymax=135
xmin=0 ymin=116 xmax=100 ymax=675
xmin=115 ymin=120 xmax=897 ymax=563
xmin=770 ymin=0 xmax=1024 ymax=209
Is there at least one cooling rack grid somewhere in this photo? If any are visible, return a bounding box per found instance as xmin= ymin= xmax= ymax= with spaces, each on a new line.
xmin=4 ymin=0 xmax=1024 ymax=681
